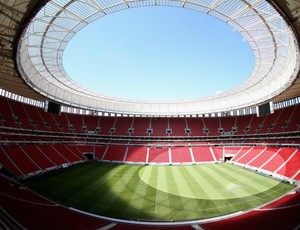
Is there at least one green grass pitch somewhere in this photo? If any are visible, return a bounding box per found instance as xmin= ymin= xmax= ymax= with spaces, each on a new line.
xmin=25 ymin=162 xmax=295 ymax=221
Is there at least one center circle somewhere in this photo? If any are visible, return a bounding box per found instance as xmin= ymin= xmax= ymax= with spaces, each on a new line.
xmin=138 ymin=164 xmax=280 ymax=200
xmin=63 ymin=6 xmax=254 ymax=101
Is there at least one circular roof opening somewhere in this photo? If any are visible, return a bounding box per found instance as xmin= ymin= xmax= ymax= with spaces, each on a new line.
xmin=17 ymin=0 xmax=299 ymax=115
xmin=63 ymin=7 xmax=254 ymax=101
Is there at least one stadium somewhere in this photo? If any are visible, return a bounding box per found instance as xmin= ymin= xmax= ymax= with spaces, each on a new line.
xmin=0 ymin=0 xmax=300 ymax=229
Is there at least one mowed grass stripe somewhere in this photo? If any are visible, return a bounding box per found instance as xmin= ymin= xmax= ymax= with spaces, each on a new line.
xmin=83 ymin=165 xmax=130 ymax=215
xmin=28 ymin=163 xmax=108 ymax=203
xmin=25 ymin=162 xmax=295 ymax=221
xmin=170 ymin=166 xmax=198 ymax=198
xmin=202 ymin=164 xmax=264 ymax=213
xmin=163 ymin=166 xmax=185 ymax=214
xmin=203 ymin=165 xmax=256 ymax=198
xmin=222 ymin=163 xmax=278 ymax=188
xmin=139 ymin=165 xmax=157 ymax=218
xmin=189 ymin=166 xmax=226 ymax=200
xmin=99 ymin=165 xmax=141 ymax=215
xmin=72 ymin=164 xmax=133 ymax=213
xmin=208 ymin=164 xmax=293 ymax=209
xmin=219 ymin=163 xmax=280 ymax=194
xmin=154 ymin=166 xmax=171 ymax=217
xmin=188 ymin=165 xmax=239 ymax=216
xmin=123 ymin=167 xmax=153 ymax=218
xmin=179 ymin=166 xmax=219 ymax=203
xmin=71 ymin=165 xmax=127 ymax=204
xmin=178 ymin=166 xmax=220 ymax=218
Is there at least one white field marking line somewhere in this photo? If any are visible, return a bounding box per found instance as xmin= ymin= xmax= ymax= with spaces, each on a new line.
xmin=154 ymin=168 xmax=160 ymax=214
xmin=99 ymin=223 xmax=118 ymax=230
xmin=191 ymin=224 xmax=206 ymax=230
xmin=155 ymin=189 xmax=158 ymax=213
xmin=255 ymin=202 xmax=300 ymax=211
xmin=293 ymin=223 xmax=300 ymax=230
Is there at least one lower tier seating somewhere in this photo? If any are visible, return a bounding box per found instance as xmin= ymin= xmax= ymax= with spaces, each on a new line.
xmin=0 ymin=144 xmax=87 ymax=177
xmin=1 ymin=143 xmax=299 ymax=184
xmin=0 ymin=175 xmax=110 ymax=229
xmin=201 ymin=191 xmax=300 ymax=230
xmin=231 ymin=147 xmax=300 ymax=181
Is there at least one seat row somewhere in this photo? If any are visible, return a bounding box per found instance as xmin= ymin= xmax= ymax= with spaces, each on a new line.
xmin=0 ymin=144 xmax=224 ymax=177
xmin=1 ymin=96 xmax=299 ymax=136
xmin=1 ymin=143 xmax=299 ymax=182
xmin=230 ymin=146 xmax=300 ymax=181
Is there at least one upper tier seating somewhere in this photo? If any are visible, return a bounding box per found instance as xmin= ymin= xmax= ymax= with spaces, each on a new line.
xmin=169 ymin=118 xmax=188 ymax=136
xmin=0 ymin=96 xmax=300 ymax=138
xmin=113 ymin=117 xmax=134 ymax=136
xmin=185 ymin=117 xmax=206 ymax=136
xmin=150 ymin=118 xmax=169 ymax=136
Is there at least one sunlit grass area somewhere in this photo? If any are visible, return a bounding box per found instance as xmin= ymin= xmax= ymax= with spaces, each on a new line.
xmin=25 ymin=162 xmax=294 ymax=221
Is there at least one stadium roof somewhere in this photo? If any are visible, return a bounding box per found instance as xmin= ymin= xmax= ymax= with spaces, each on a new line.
xmin=1 ymin=0 xmax=300 ymax=116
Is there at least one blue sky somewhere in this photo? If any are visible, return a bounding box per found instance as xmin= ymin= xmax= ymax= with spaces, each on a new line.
xmin=63 ymin=6 xmax=254 ymax=101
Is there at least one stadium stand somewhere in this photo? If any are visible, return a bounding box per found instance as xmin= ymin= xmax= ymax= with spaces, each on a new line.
xmin=52 ymin=145 xmax=83 ymax=162
xmin=114 ymin=117 xmax=134 ymax=136
xmin=219 ymin=116 xmax=237 ymax=134
xmin=192 ymin=146 xmax=216 ymax=162
xmin=94 ymin=145 xmax=107 ymax=160
xmin=40 ymin=145 xmax=70 ymax=164
xmin=236 ymin=146 xmax=266 ymax=165
xmin=125 ymin=146 xmax=148 ymax=163
xmin=0 ymin=175 xmax=111 ymax=229
xmin=185 ymin=117 xmax=206 ymax=136
xmin=83 ymin=115 xmax=100 ymax=133
xmin=151 ymin=118 xmax=169 ymax=136
xmin=0 ymin=147 xmax=24 ymax=177
xmin=201 ymin=191 xmax=300 ymax=230
xmin=212 ymin=147 xmax=224 ymax=162
xmin=293 ymin=171 xmax=300 ymax=181
xmin=0 ymin=95 xmax=299 ymax=228
xmin=1 ymin=145 xmax=41 ymax=175
xmin=231 ymin=147 xmax=300 ymax=183
xmin=248 ymin=147 xmax=279 ymax=168
xmin=132 ymin=117 xmax=151 ymax=136
xmin=148 ymin=147 xmax=170 ymax=163
xmin=170 ymin=146 xmax=193 ymax=163
xmin=20 ymin=145 xmax=56 ymax=170
xmin=203 ymin=117 xmax=221 ymax=136
xmin=275 ymin=149 xmax=300 ymax=178
xmin=169 ymin=118 xmax=188 ymax=136
xmin=1 ymin=95 xmax=300 ymax=139
xmin=99 ymin=117 xmax=117 ymax=135
xmin=66 ymin=113 xmax=84 ymax=133
xmin=103 ymin=145 xmax=127 ymax=162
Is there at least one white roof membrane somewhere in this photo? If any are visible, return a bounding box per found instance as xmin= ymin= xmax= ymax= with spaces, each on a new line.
xmin=17 ymin=0 xmax=299 ymax=116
